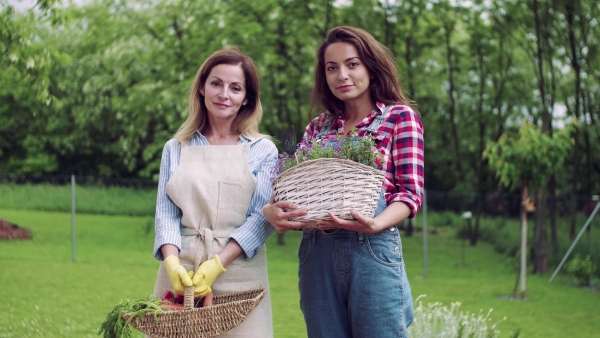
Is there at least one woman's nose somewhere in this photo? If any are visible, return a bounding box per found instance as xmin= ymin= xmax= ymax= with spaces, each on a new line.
xmin=218 ymin=87 xmax=229 ymax=99
xmin=338 ymin=67 xmax=348 ymax=80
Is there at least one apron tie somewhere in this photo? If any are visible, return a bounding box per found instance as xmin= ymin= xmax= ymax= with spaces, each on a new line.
xmin=181 ymin=227 xmax=231 ymax=269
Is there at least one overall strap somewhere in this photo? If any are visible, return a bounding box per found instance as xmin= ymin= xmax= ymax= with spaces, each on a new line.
xmin=364 ymin=105 xmax=392 ymax=134
xmin=317 ymin=105 xmax=393 ymax=137
xmin=315 ymin=117 xmax=334 ymax=138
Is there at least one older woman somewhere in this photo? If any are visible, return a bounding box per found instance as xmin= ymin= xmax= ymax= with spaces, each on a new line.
xmin=152 ymin=47 xmax=276 ymax=337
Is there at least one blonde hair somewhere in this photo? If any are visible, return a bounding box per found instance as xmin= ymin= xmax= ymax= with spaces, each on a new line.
xmin=175 ymin=47 xmax=267 ymax=143
xmin=309 ymin=26 xmax=420 ymax=119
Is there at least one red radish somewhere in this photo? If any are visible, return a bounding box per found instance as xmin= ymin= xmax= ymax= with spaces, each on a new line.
xmin=163 ymin=290 xmax=175 ymax=301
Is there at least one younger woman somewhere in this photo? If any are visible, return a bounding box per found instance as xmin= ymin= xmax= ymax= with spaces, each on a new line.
xmin=263 ymin=26 xmax=424 ymax=338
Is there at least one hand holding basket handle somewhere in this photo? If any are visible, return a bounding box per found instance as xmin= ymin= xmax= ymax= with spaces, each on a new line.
xmin=192 ymin=254 xmax=227 ymax=298
xmin=163 ymin=256 xmax=193 ymax=295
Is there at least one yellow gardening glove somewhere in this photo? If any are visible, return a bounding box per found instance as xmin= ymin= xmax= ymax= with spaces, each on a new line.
xmin=191 ymin=254 xmax=226 ymax=298
xmin=163 ymin=255 xmax=193 ymax=295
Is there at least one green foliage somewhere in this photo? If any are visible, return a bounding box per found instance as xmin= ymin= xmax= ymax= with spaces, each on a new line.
xmin=0 ymin=183 xmax=156 ymax=216
xmin=98 ymin=297 xmax=164 ymax=338
xmin=0 ymin=3 xmax=58 ymax=173
xmin=566 ymin=255 xmax=596 ymax=287
xmin=274 ymin=131 xmax=378 ymax=176
xmin=1 ymin=0 xmax=600 ymax=203
xmin=409 ymin=295 xmax=505 ymax=338
xmin=483 ymin=121 xmax=574 ymax=190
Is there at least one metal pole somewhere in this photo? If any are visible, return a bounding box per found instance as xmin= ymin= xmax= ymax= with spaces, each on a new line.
xmin=71 ymin=174 xmax=76 ymax=262
xmin=423 ymin=189 xmax=428 ymax=279
xmin=549 ymin=201 xmax=600 ymax=283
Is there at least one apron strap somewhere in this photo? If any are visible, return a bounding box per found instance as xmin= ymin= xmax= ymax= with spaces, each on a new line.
xmin=179 ymin=139 xmax=189 ymax=157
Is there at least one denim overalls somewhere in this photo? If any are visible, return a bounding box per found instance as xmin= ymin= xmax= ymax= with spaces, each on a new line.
xmin=298 ymin=107 xmax=415 ymax=338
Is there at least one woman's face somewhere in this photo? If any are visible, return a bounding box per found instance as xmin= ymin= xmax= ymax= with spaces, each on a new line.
xmin=323 ymin=42 xmax=371 ymax=104
xmin=200 ymin=63 xmax=248 ymax=123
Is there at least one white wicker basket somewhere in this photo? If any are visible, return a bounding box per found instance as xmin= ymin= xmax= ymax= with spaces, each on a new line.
xmin=272 ymin=158 xmax=385 ymax=228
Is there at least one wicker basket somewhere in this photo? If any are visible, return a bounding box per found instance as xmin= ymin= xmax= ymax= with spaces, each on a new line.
xmin=122 ymin=287 xmax=267 ymax=338
xmin=272 ymin=158 xmax=385 ymax=227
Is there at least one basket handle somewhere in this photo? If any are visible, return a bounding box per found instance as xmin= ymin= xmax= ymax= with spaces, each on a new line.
xmin=184 ymin=286 xmax=195 ymax=310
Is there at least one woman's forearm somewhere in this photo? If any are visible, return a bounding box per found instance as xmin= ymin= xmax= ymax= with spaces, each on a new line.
xmin=374 ymin=201 xmax=411 ymax=229
xmin=218 ymin=239 xmax=244 ymax=267
xmin=160 ymin=244 xmax=180 ymax=259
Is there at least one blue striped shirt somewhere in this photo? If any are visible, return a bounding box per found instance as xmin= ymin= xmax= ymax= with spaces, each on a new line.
xmin=153 ymin=132 xmax=278 ymax=261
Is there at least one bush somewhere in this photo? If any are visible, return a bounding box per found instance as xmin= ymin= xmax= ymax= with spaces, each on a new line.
xmin=408 ymin=295 xmax=506 ymax=338
xmin=566 ymin=255 xmax=596 ymax=286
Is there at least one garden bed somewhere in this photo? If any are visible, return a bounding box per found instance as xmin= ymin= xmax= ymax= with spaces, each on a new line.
xmin=0 ymin=218 xmax=32 ymax=240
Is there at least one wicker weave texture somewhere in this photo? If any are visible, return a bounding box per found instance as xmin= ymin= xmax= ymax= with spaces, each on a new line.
xmin=272 ymin=158 xmax=385 ymax=226
xmin=123 ymin=287 xmax=266 ymax=338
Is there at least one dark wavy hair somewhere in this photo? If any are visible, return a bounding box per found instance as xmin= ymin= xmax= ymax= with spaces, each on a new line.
xmin=309 ymin=26 xmax=420 ymax=118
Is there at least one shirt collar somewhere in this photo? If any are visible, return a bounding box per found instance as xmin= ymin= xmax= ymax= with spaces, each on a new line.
xmin=193 ymin=130 xmax=252 ymax=144
xmin=334 ymin=102 xmax=386 ymax=121
xmin=375 ymin=102 xmax=386 ymax=115
xmin=238 ymin=134 xmax=252 ymax=143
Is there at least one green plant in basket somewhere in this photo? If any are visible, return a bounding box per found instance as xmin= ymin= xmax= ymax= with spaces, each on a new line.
xmin=271 ymin=130 xmax=381 ymax=179
xmin=98 ymin=297 xmax=165 ymax=338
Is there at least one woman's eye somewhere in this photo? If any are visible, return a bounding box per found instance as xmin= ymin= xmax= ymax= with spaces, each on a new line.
xmin=232 ymin=87 xmax=242 ymax=92
xmin=349 ymin=62 xmax=359 ymax=68
xmin=326 ymin=66 xmax=336 ymax=71
xmin=211 ymin=81 xmax=220 ymax=87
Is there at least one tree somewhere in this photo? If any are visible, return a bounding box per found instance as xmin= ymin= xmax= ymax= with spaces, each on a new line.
xmin=0 ymin=1 xmax=59 ymax=173
xmin=484 ymin=121 xmax=573 ymax=298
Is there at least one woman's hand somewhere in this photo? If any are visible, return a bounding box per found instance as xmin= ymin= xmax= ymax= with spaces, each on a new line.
xmin=318 ymin=202 xmax=412 ymax=234
xmin=318 ymin=210 xmax=385 ymax=234
xmin=263 ymin=200 xmax=309 ymax=233
xmin=191 ymin=254 xmax=226 ymax=298
xmin=163 ymin=255 xmax=194 ymax=295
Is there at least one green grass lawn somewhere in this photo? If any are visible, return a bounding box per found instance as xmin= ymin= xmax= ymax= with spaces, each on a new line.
xmin=0 ymin=209 xmax=598 ymax=337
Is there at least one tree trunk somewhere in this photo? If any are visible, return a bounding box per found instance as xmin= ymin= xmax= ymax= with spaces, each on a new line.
xmin=564 ymin=0 xmax=583 ymax=239
xmin=520 ymin=180 xmax=529 ymax=299
xmin=531 ymin=0 xmax=552 ymax=275
xmin=549 ymin=176 xmax=558 ymax=255
xmin=404 ymin=218 xmax=414 ymax=237
xmin=570 ymin=153 xmax=579 ymax=239
xmin=440 ymin=7 xmax=462 ymax=176
xmin=534 ymin=185 xmax=548 ymax=274
xmin=471 ymin=42 xmax=486 ymax=247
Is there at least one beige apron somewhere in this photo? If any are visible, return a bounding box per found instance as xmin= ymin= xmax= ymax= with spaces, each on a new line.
xmin=152 ymin=139 xmax=273 ymax=337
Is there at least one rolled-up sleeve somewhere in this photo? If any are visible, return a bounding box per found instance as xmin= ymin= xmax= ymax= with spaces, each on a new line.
xmin=153 ymin=139 xmax=183 ymax=261
xmin=387 ymin=108 xmax=424 ymax=218
xmin=229 ymin=138 xmax=278 ymax=259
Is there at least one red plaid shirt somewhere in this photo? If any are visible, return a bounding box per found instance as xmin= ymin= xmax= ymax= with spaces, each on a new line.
xmin=303 ymin=102 xmax=424 ymax=218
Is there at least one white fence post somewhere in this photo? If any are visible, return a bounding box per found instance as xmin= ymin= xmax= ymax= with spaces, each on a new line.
xmin=71 ymin=174 xmax=76 ymax=262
